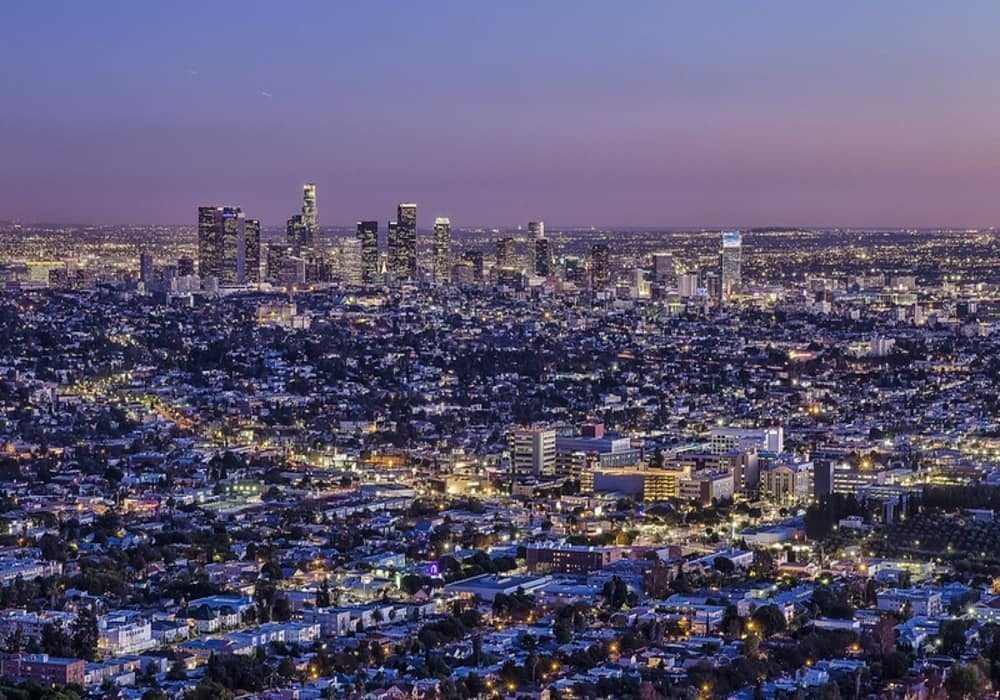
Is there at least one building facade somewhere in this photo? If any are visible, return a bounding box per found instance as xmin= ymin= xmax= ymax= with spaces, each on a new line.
xmin=198 ymin=206 xmax=255 ymax=285
xmin=432 ymin=217 xmax=451 ymax=284
xmin=720 ymin=230 xmax=742 ymax=300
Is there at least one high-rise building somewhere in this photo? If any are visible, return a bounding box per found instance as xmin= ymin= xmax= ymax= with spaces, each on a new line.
xmin=527 ymin=222 xmax=545 ymax=274
xmin=496 ymin=237 xmax=517 ymax=270
xmin=388 ymin=203 xmax=417 ymax=281
xmin=139 ymin=252 xmax=154 ymax=285
xmin=266 ymin=243 xmax=305 ymax=286
xmin=386 ymin=221 xmax=400 ymax=279
xmin=563 ymin=255 xmax=586 ymax=284
xmin=244 ymin=218 xmax=261 ymax=284
xmin=678 ymin=272 xmax=700 ymax=298
xmin=534 ymin=238 xmax=552 ymax=276
xmin=266 ymin=244 xmax=290 ymax=283
xmin=432 ymin=217 xmax=451 ymax=285
xmin=338 ymin=237 xmax=362 ymax=285
xmin=302 ymin=183 xmax=318 ymax=242
xmin=198 ymin=206 xmax=225 ymax=280
xmin=629 ymin=268 xmax=649 ymax=299
xmin=720 ymin=231 xmax=742 ymax=300
xmin=356 ymin=220 xmax=379 ymax=284
xmin=511 ymin=426 xmax=556 ymax=477
xmin=303 ymin=249 xmax=333 ymax=284
xmin=286 ymin=214 xmax=308 ymax=249
xmin=198 ymin=206 xmax=253 ymax=285
xmin=590 ymin=243 xmax=610 ymax=288
xmin=652 ymin=252 xmax=675 ymax=287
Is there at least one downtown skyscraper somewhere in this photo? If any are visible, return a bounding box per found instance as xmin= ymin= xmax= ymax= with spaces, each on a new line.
xmin=338 ymin=237 xmax=362 ymax=286
xmin=651 ymin=252 xmax=675 ymax=287
xmin=528 ymin=220 xmax=545 ymax=275
xmin=495 ymin=236 xmax=517 ymax=270
xmin=590 ymin=243 xmax=610 ymax=289
xmin=388 ymin=202 xmax=417 ymax=281
xmin=432 ymin=217 xmax=451 ymax=285
xmin=534 ymin=237 xmax=552 ymax=276
xmin=720 ymin=230 xmax=742 ymax=300
xmin=287 ymin=183 xmax=318 ymax=250
xmin=198 ymin=206 xmax=258 ymax=285
xmin=245 ymin=218 xmax=261 ymax=284
xmin=302 ymin=183 xmax=318 ymax=239
xmin=356 ymin=220 xmax=379 ymax=284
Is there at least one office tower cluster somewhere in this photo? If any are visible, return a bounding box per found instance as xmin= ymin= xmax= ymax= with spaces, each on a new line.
xmin=191 ymin=184 xmax=559 ymax=291
xmin=197 ymin=206 xmax=261 ymax=285
xmin=192 ymin=180 xmax=743 ymax=299
xmin=644 ymin=231 xmax=743 ymax=303
xmin=188 ymin=200 xmax=745 ymax=305
xmin=388 ymin=203 xmax=418 ymax=281
xmin=286 ymin=183 xmax=318 ymax=250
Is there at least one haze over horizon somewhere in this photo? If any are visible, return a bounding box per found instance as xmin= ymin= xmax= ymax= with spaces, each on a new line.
xmin=3 ymin=1 xmax=1000 ymax=228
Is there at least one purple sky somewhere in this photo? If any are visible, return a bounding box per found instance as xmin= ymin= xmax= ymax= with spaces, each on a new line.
xmin=2 ymin=1 xmax=999 ymax=228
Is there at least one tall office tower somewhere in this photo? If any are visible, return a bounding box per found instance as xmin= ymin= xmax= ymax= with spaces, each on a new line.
xmin=720 ymin=230 xmax=742 ymax=300
xmin=534 ymin=237 xmax=552 ymax=276
xmin=356 ymin=220 xmax=379 ymax=284
xmin=387 ymin=202 xmax=417 ymax=281
xmin=338 ymin=237 xmax=363 ymax=285
xmin=563 ymin=256 xmax=585 ymax=284
xmin=511 ymin=426 xmax=557 ymax=477
xmin=244 ymin=219 xmax=261 ymax=284
xmin=267 ymin=244 xmax=305 ymax=286
xmin=527 ymin=221 xmax=545 ymax=274
xmin=177 ymin=256 xmax=195 ymax=277
xmin=652 ymin=252 xmax=676 ymax=286
xmin=266 ymin=243 xmax=291 ymax=283
xmin=302 ymin=183 xmax=318 ymax=241
xmin=432 ymin=217 xmax=452 ymax=285
xmin=139 ymin=252 xmax=154 ymax=284
xmin=386 ymin=220 xmax=401 ymax=279
xmin=496 ymin=237 xmax=517 ymax=269
xmin=303 ymin=249 xmax=333 ymax=283
xmin=286 ymin=214 xmax=308 ymax=249
xmin=590 ymin=243 xmax=610 ymax=288
xmin=704 ymin=271 xmax=721 ymax=300
xmin=198 ymin=206 xmax=251 ymax=284
xmin=630 ymin=268 xmax=650 ymax=299
xmin=678 ymin=272 xmax=700 ymax=298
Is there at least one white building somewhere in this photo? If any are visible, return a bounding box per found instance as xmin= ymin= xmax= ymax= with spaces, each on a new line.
xmin=99 ymin=613 xmax=155 ymax=656
xmin=510 ymin=426 xmax=556 ymax=477
xmin=876 ymin=588 xmax=942 ymax=617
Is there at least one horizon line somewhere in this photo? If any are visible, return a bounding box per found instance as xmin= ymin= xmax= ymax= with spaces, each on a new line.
xmin=0 ymin=219 xmax=996 ymax=233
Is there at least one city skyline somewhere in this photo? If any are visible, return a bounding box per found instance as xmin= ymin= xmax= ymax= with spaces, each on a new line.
xmin=4 ymin=2 xmax=1000 ymax=227
xmin=2 ymin=5 xmax=1000 ymax=700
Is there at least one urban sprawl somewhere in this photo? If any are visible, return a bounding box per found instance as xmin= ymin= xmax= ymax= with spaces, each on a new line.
xmin=0 ymin=185 xmax=999 ymax=700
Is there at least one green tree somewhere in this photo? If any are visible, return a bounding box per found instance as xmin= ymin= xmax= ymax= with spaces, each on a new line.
xmin=40 ymin=620 xmax=73 ymax=657
xmin=750 ymin=604 xmax=786 ymax=638
xmin=71 ymin=605 xmax=100 ymax=661
xmin=945 ymin=662 xmax=987 ymax=700
xmin=186 ymin=680 xmax=235 ymax=700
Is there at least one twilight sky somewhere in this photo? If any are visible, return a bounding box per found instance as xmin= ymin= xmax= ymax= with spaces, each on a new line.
xmin=2 ymin=1 xmax=999 ymax=228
